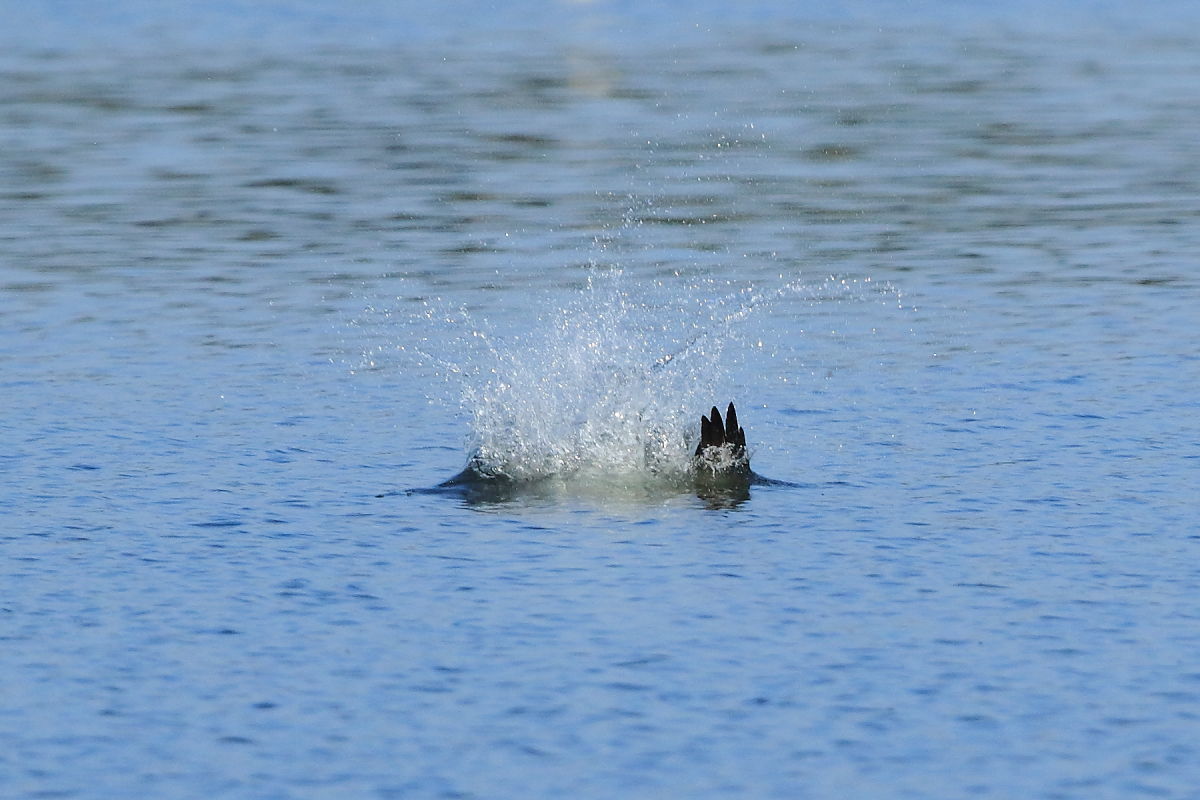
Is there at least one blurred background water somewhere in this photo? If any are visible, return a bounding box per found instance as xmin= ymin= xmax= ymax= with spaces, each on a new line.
xmin=2 ymin=2 xmax=1199 ymax=798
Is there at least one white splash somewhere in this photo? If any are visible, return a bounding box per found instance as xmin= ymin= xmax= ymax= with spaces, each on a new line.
xmin=352 ymin=265 xmax=886 ymax=484
xmin=460 ymin=269 xmax=730 ymax=482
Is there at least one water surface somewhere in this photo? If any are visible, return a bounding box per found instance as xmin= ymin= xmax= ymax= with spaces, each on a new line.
xmin=3 ymin=4 xmax=1199 ymax=798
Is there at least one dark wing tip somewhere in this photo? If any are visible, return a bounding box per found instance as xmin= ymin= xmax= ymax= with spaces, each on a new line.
xmin=695 ymin=413 xmax=711 ymax=455
xmin=725 ymin=403 xmax=739 ymax=439
xmin=709 ymin=406 xmax=725 ymax=442
xmin=696 ymin=402 xmax=750 ymax=463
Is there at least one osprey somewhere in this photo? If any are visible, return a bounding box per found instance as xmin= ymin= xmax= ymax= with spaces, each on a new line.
xmin=420 ymin=401 xmax=757 ymax=506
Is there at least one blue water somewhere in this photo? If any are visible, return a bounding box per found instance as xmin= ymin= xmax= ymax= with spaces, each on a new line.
xmin=3 ymin=3 xmax=1200 ymax=798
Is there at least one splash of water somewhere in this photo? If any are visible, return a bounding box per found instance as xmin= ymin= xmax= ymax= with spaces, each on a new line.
xmin=352 ymin=265 xmax=885 ymax=483
xmin=459 ymin=269 xmax=733 ymax=482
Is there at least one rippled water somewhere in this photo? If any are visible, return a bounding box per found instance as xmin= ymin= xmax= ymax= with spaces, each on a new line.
xmin=4 ymin=4 xmax=1200 ymax=798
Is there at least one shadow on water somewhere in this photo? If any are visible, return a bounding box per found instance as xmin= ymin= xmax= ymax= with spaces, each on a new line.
xmin=392 ymin=465 xmax=802 ymax=511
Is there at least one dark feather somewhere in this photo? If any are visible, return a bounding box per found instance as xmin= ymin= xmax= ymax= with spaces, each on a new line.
xmin=724 ymin=403 xmax=739 ymax=440
xmin=695 ymin=414 xmax=711 ymax=456
xmin=694 ymin=402 xmax=750 ymax=470
xmin=710 ymin=406 xmax=725 ymax=442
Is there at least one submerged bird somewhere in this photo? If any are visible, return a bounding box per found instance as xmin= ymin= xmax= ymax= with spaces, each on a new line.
xmin=419 ymin=401 xmax=757 ymax=506
xmin=689 ymin=402 xmax=753 ymax=507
